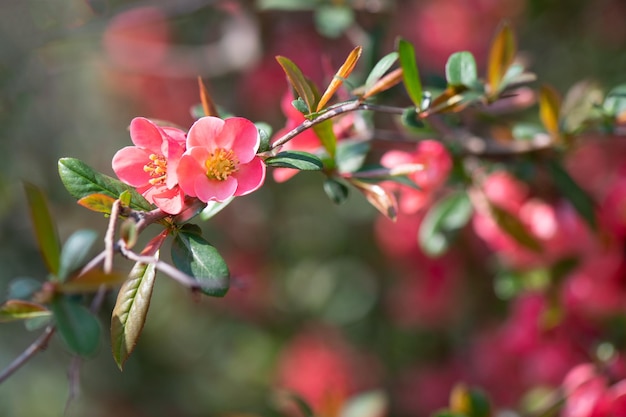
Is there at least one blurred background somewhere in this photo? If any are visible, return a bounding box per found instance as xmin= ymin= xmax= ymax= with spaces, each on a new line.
xmin=1 ymin=0 xmax=626 ymax=416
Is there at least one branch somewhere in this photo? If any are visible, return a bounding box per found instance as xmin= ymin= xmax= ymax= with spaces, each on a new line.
xmin=0 ymin=325 xmax=56 ymax=384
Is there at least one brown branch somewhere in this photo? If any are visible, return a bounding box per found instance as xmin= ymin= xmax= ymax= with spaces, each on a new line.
xmin=0 ymin=325 xmax=56 ymax=384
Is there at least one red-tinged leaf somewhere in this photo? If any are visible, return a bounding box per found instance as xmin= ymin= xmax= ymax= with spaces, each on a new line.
xmin=398 ymin=39 xmax=423 ymax=108
xmin=111 ymin=229 xmax=168 ymax=370
xmin=487 ymin=23 xmax=516 ymax=95
xmin=317 ymin=46 xmax=362 ymax=112
xmin=350 ymin=179 xmax=398 ymax=221
xmin=59 ymin=269 xmax=126 ymax=294
xmin=77 ymin=193 xmax=117 ymax=214
xmin=23 ymin=182 xmax=61 ymax=275
xmin=0 ymin=300 xmax=51 ymax=322
xmin=197 ymin=76 xmax=220 ymax=117
xmin=313 ymin=119 xmax=338 ymax=159
xmin=362 ymin=68 xmax=404 ymax=100
xmin=276 ymin=56 xmax=317 ymax=113
xmin=539 ymin=84 xmax=562 ymax=135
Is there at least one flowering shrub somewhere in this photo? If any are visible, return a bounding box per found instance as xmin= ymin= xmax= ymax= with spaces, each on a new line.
xmin=3 ymin=2 xmax=626 ymax=417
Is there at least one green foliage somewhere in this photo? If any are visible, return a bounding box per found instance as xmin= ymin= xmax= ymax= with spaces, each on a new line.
xmin=313 ymin=119 xmax=338 ymax=158
xmin=171 ymin=227 xmax=230 ymax=297
xmin=314 ymin=5 xmax=354 ymax=38
xmin=111 ymin=251 xmax=158 ymax=370
xmin=51 ymin=296 xmax=101 ymax=357
xmin=6 ymin=277 xmax=42 ymax=300
xmin=323 ymin=178 xmax=350 ymax=204
xmin=276 ymin=56 xmax=318 ymax=113
xmin=0 ymin=300 xmax=51 ymax=323
xmin=398 ymin=39 xmax=423 ymax=108
xmin=364 ymin=52 xmax=399 ymax=91
xmin=491 ymin=204 xmax=542 ymax=252
xmin=57 ymin=229 xmax=98 ymax=282
xmin=23 ymin=182 xmax=61 ymax=275
xmin=547 ymin=159 xmax=597 ymax=229
xmin=603 ymin=84 xmax=626 ymax=117
xmin=58 ymin=158 xmax=153 ymax=212
xmin=335 ymin=140 xmax=370 ymax=174
xmin=200 ymin=196 xmax=235 ymax=221
xmin=445 ymin=52 xmax=478 ymax=88
xmin=418 ymin=191 xmax=473 ymax=257
xmin=264 ymin=151 xmax=324 ymax=170
xmin=340 ymin=390 xmax=388 ymax=417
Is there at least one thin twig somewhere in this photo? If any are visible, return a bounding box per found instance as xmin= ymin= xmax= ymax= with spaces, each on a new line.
xmin=0 ymin=325 xmax=56 ymax=384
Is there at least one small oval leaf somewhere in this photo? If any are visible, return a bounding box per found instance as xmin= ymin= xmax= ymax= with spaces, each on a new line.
xmin=23 ymin=182 xmax=61 ymax=275
xmin=171 ymin=230 xmax=230 ymax=297
xmin=487 ymin=23 xmax=516 ymax=95
xmin=57 ymin=229 xmax=99 ymax=282
xmin=445 ymin=51 xmax=478 ymax=87
xmin=51 ymin=296 xmax=101 ymax=357
xmin=364 ymin=52 xmax=399 ymax=90
xmin=419 ymin=191 xmax=473 ymax=257
xmin=77 ymin=193 xmax=117 ymax=214
xmin=265 ymin=151 xmax=324 ymax=171
xmin=0 ymin=300 xmax=51 ymax=323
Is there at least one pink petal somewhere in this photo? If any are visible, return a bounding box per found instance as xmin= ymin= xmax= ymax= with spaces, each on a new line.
xmin=152 ymin=186 xmax=185 ymax=215
xmin=233 ymin=157 xmax=266 ymax=196
xmin=381 ymin=150 xmax=414 ymax=168
xmin=187 ymin=116 xmax=225 ymax=150
xmin=177 ymin=151 xmax=207 ymax=197
xmin=112 ymin=146 xmax=152 ymax=187
xmin=272 ymin=167 xmax=299 ymax=183
xmin=195 ymin=176 xmax=237 ymax=202
xmin=165 ymin=138 xmax=185 ymax=188
xmin=162 ymin=126 xmax=187 ymax=145
xmin=129 ymin=117 xmax=165 ymax=153
xmin=219 ymin=117 xmax=260 ymax=163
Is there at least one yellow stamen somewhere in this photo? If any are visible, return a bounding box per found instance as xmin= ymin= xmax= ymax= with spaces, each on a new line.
xmin=144 ymin=154 xmax=168 ymax=185
xmin=205 ymin=148 xmax=239 ymax=181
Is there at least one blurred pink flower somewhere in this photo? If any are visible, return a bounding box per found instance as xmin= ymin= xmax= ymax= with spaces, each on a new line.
xmin=380 ymin=140 xmax=452 ymax=214
xmin=112 ymin=117 xmax=186 ymax=214
xmin=177 ymin=116 xmax=266 ymax=202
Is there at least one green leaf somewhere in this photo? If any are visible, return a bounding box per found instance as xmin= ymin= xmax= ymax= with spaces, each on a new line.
xmin=200 ymin=196 xmax=235 ymax=221
xmin=323 ymin=178 xmax=350 ymax=204
xmin=51 ymin=296 xmax=101 ymax=357
xmin=445 ymin=51 xmax=478 ymax=87
xmin=23 ymin=182 xmax=61 ymax=275
xmin=539 ymin=84 xmax=561 ymax=135
xmin=59 ymin=269 xmax=125 ymax=293
xmin=314 ymin=5 xmax=354 ymax=38
xmin=265 ymin=151 xmax=324 ymax=171
xmin=257 ymin=0 xmax=316 ymax=10
xmin=58 ymin=158 xmax=153 ymax=212
xmin=336 ymin=140 xmax=370 ymax=174
xmin=491 ymin=204 xmax=542 ymax=252
xmin=398 ymin=39 xmax=423 ymax=108
xmin=57 ymin=229 xmax=99 ymax=282
xmin=340 ymin=390 xmax=388 ymax=417
xmin=313 ymin=119 xmax=338 ymax=159
xmin=604 ymin=84 xmax=626 ymax=117
xmin=276 ymin=56 xmax=317 ymax=113
xmin=365 ymin=52 xmax=399 ymax=91
xmin=171 ymin=230 xmax=229 ymax=297
xmin=418 ymin=191 xmax=473 ymax=257
xmin=547 ymin=159 xmax=597 ymax=229
xmin=7 ymin=277 xmax=42 ymax=300
xmin=450 ymin=384 xmax=492 ymax=417
xmin=561 ymin=80 xmax=603 ymax=134
xmin=512 ymin=123 xmax=544 ymax=141
xmin=292 ymin=98 xmax=309 ymax=114
xmin=0 ymin=300 xmax=51 ymax=323
xmin=111 ymin=232 xmax=164 ymax=370
xmin=256 ymin=122 xmax=273 ymax=153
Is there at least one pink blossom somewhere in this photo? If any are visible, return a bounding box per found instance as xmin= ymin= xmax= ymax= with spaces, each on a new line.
xmin=380 ymin=140 xmax=452 ymax=214
xmin=177 ymin=116 xmax=266 ymax=202
xmin=112 ymin=117 xmax=187 ymax=214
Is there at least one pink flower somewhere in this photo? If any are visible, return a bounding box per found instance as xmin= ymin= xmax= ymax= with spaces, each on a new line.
xmin=380 ymin=140 xmax=452 ymax=214
xmin=177 ymin=116 xmax=266 ymax=202
xmin=112 ymin=117 xmax=186 ymax=214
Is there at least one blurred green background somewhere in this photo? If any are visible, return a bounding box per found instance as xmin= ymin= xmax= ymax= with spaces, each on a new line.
xmin=1 ymin=0 xmax=625 ymax=416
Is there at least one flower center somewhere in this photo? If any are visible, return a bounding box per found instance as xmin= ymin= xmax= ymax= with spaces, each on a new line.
xmin=205 ymin=148 xmax=239 ymax=181
xmin=144 ymin=154 xmax=168 ymax=185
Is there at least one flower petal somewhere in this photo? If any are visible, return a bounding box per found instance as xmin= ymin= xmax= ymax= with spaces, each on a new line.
xmin=195 ymin=176 xmax=237 ymax=202
xmin=129 ymin=117 xmax=165 ymax=152
xmin=152 ymin=186 xmax=185 ymax=214
xmin=380 ymin=150 xmax=414 ymax=168
xmin=165 ymin=137 xmax=185 ymax=188
xmin=177 ymin=149 xmax=208 ymax=197
xmin=162 ymin=126 xmax=187 ymax=145
xmin=112 ymin=146 xmax=153 ymax=187
xmin=218 ymin=117 xmax=260 ymax=163
xmin=233 ymin=157 xmax=266 ymax=196
xmin=187 ymin=116 xmax=225 ymax=150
